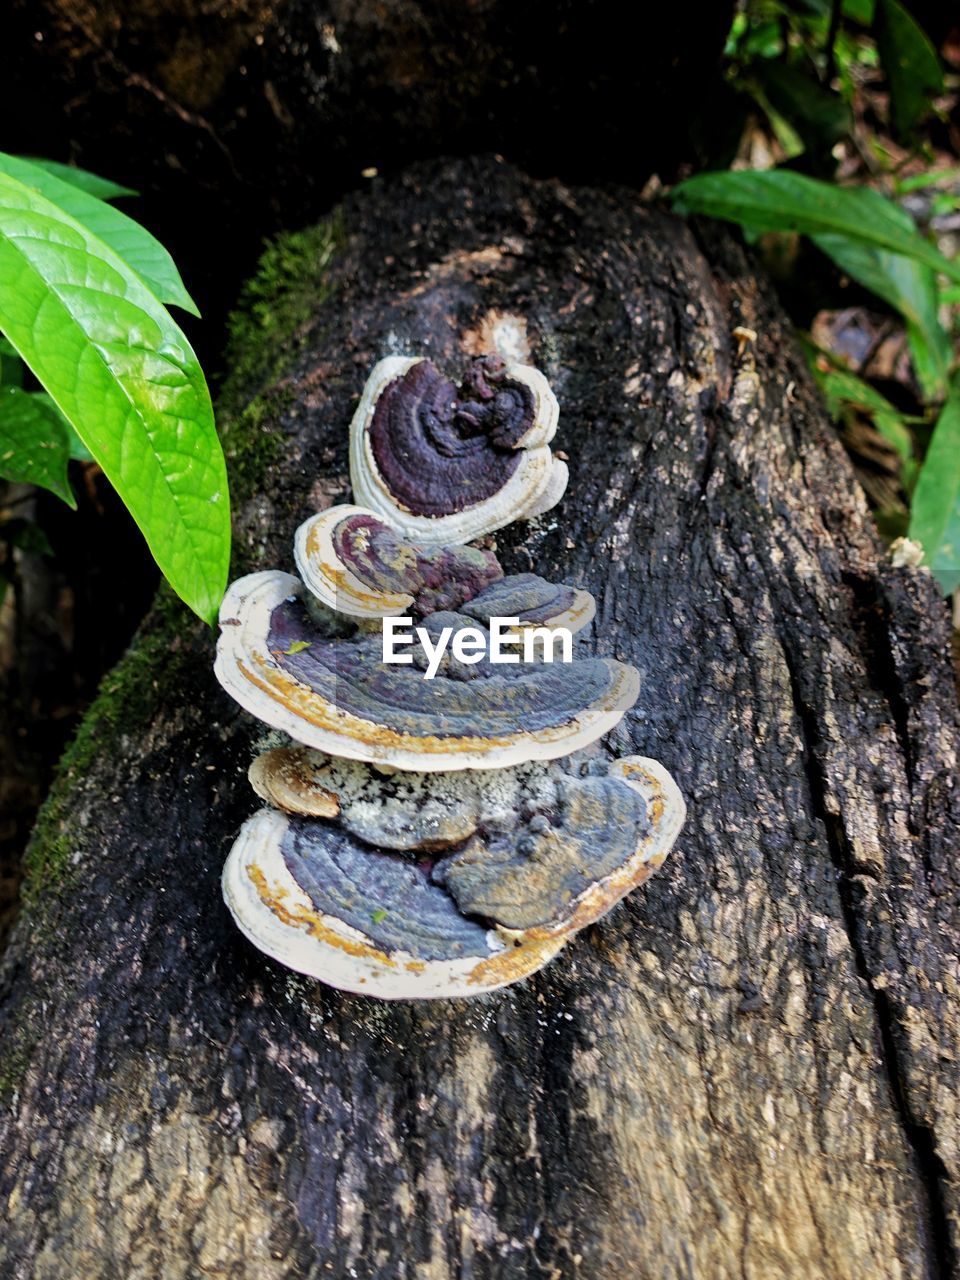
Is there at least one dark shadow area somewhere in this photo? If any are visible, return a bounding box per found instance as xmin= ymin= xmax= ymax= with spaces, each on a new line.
xmin=0 ymin=0 xmax=736 ymax=361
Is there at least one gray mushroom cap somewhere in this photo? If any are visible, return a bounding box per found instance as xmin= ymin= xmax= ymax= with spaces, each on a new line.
xmin=215 ymin=571 xmax=637 ymax=771
xmin=349 ymin=355 xmax=568 ymax=543
xmin=223 ymin=752 xmax=685 ymax=998
xmin=460 ymin=572 xmax=595 ymax=635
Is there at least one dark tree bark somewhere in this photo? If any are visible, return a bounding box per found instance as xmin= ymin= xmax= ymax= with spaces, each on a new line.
xmin=1 ymin=155 xmax=958 ymax=1278
xmin=0 ymin=0 xmax=735 ymax=336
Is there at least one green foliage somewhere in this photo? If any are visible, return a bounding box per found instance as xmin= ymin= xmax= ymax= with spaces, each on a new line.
xmin=19 ymin=219 xmax=346 ymax=915
xmin=675 ymin=0 xmax=958 ymax=594
xmin=673 ymin=171 xmax=959 ymax=282
xmin=874 ymin=0 xmax=943 ymax=139
xmin=752 ymin=57 xmax=851 ymax=160
xmin=24 ymin=157 xmax=137 ymax=200
xmin=674 ymin=168 xmax=958 ymax=590
xmin=895 ymin=169 xmax=960 ymax=195
xmin=723 ymin=0 xmax=875 ymax=168
xmin=0 ymin=153 xmax=197 ymax=314
xmin=809 ymin=234 xmax=951 ymax=400
xmin=0 ymin=154 xmax=229 ymax=624
xmin=0 ymin=335 xmax=22 ymax=386
xmin=0 ymin=387 xmax=76 ymax=505
xmin=909 ymin=389 xmax=960 ymax=593
xmin=809 ymin=356 xmax=916 ymax=472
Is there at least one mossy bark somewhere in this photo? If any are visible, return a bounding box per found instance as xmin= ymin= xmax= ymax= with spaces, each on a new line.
xmin=2 ymin=156 xmax=959 ymax=1279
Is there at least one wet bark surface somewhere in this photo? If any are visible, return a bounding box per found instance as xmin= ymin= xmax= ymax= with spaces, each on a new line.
xmin=1 ymin=155 xmax=958 ymax=1278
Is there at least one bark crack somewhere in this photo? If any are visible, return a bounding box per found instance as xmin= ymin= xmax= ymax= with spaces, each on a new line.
xmin=780 ymin=638 xmax=955 ymax=1280
xmin=839 ymin=568 xmax=917 ymax=793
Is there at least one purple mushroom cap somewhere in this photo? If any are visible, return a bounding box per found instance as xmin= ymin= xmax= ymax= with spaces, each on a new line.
xmin=368 ymin=357 xmax=532 ymax=517
xmin=330 ymin=509 xmax=502 ymax=617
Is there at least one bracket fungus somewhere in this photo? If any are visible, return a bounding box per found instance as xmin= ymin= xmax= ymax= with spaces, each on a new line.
xmin=215 ymin=570 xmax=637 ymax=772
xmin=349 ymin=355 xmax=568 ymax=543
xmin=294 ymin=503 xmax=595 ymax=631
xmin=223 ymin=753 xmax=685 ymax=998
xmin=294 ymin=503 xmax=503 ymax=619
xmin=215 ymin=351 xmax=686 ymax=998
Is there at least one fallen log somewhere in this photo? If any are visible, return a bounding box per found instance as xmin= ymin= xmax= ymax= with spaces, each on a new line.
xmin=1 ymin=155 xmax=958 ymax=1279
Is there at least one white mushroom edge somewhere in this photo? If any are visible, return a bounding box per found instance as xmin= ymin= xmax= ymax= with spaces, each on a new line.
xmin=348 ymin=355 xmax=569 ymax=544
xmin=214 ymin=570 xmax=639 ymax=773
xmin=221 ymin=756 xmax=686 ymax=998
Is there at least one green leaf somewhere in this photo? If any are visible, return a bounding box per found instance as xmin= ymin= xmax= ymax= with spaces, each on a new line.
xmin=931 ymin=192 xmax=959 ymax=217
xmin=843 ymin=0 xmax=876 ymax=24
xmin=909 ymin=388 xmax=960 ymax=593
xmin=0 ymin=169 xmax=229 ymax=624
xmin=671 ymin=170 xmax=960 ymax=284
xmin=812 ymin=232 xmax=953 ymax=400
xmin=815 ymin=365 xmax=896 ymax=417
xmin=810 ymin=360 xmax=915 ymax=465
xmin=0 ymin=337 xmax=22 ymax=388
xmin=754 ymin=60 xmax=851 ymax=148
xmin=32 ymin=392 xmax=94 ymax=462
xmin=23 ymin=158 xmax=138 ymax=201
xmin=874 ymin=0 xmax=943 ymax=140
xmin=0 ymin=386 xmax=75 ymax=506
xmin=745 ymin=84 xmax=806 ymax=160
xmin=895 ymin=167 xmax=960 ymax=195
xmin=0 ymin=372 xmax=91 ymax=457
xmin=0 ymin=153 xmax=198 ymax=316
xmin=283 ymin=639 xmax=312 ymax=655
xmin=731 ymin=17 xmax=783 ymax=60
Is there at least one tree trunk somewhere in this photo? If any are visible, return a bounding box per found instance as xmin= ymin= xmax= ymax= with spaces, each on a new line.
xmin=0 ymin=0 xmax=735 ymax=340
xmin=1 ymin=155 xmax=958 ymax=1279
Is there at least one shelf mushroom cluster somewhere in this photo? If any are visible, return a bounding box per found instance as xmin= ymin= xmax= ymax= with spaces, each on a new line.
xmin=216 ymin=355 xmax=685 ymax=998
